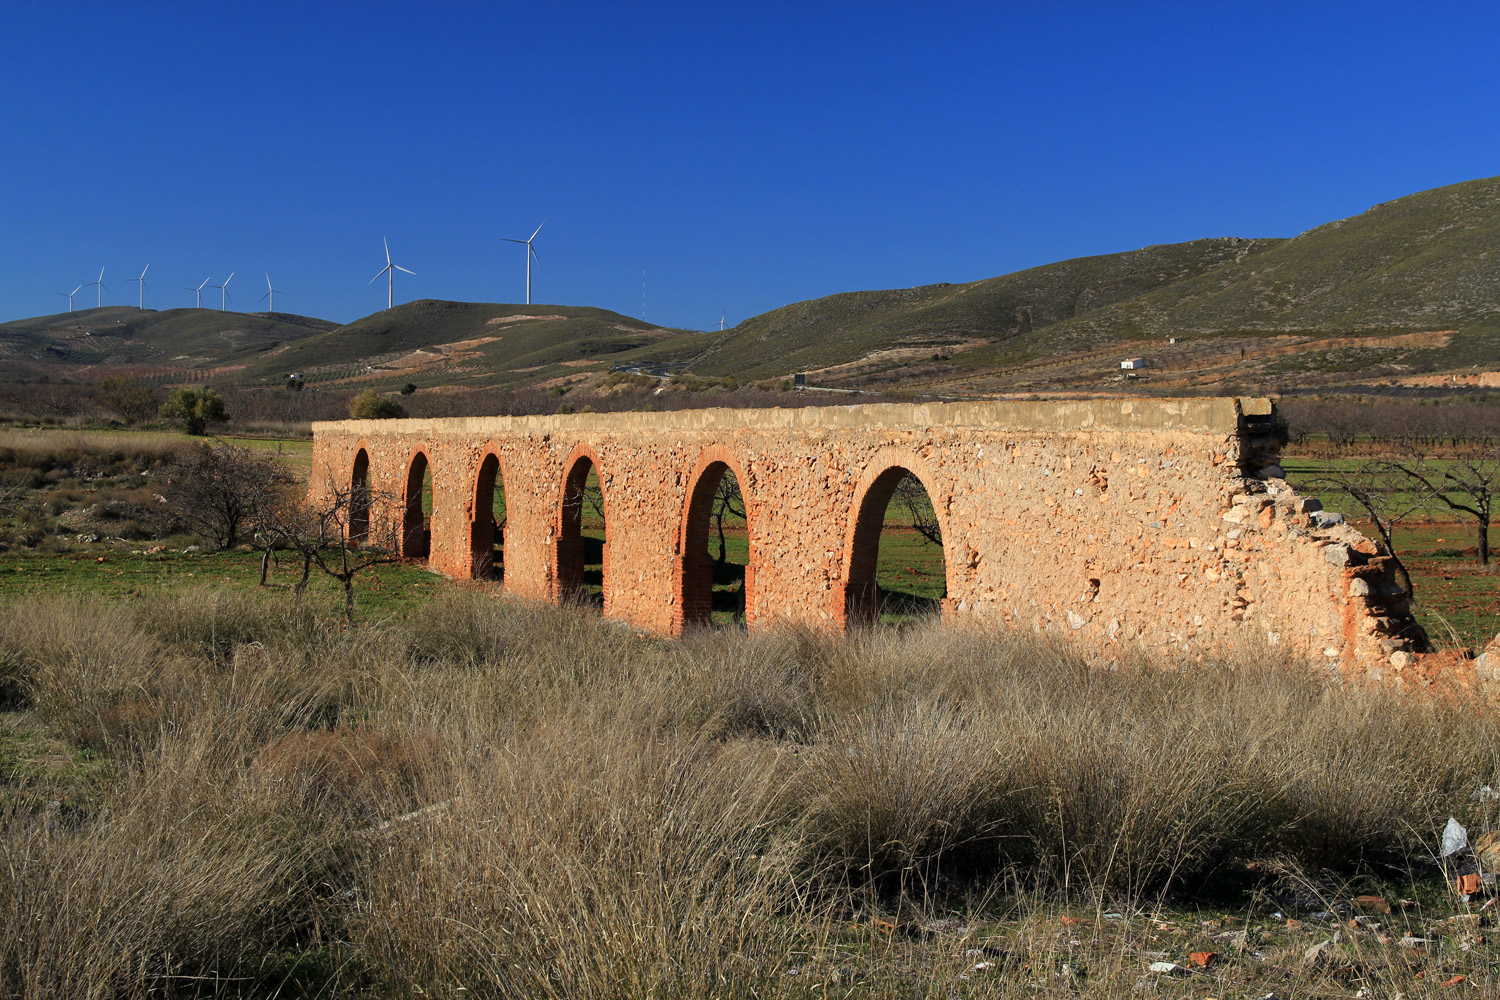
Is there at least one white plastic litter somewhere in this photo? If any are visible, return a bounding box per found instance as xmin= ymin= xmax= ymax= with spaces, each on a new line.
xmin=1442 ymin=816 xmax=1470 ymax=858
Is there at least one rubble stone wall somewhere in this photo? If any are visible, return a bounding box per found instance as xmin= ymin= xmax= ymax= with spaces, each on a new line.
xmin=310 ymin=397 xmax=1427 ymax=673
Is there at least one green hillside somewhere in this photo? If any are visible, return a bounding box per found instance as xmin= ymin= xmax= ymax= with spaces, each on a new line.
xmin=239 ymin=300 xmax=706 ymax=390
xmin=1062 ymin=175 xmax=1500 ymax=341
xmin=0 ymin=306 xmax=336 ymax=381
xmin=691 ymin=238 xmax=1284 ymax=379
xmin=692 ymin=175 xmax=1500 ymax=392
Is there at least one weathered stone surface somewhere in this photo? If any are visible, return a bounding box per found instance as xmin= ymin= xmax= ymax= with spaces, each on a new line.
xmin=309 ymin=397 xmax=1428 ymax=670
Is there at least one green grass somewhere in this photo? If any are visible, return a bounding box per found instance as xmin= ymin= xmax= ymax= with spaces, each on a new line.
xmin=0 ymin=547 xmax=447 ymax=622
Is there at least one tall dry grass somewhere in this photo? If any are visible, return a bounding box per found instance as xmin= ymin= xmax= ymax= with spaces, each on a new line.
xmin=0 ymin=587 xmax=1497 ymax=997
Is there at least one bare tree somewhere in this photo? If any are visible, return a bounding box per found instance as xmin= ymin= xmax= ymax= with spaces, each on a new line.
xmin=1388 ymin=445 xmax=1500 ymax=566
xmin=891 ymin=472 xmax=942 ymax=546
xmin=260 ymin=482 xmax=403 ymax=624
xmin=95 ymin=375 xmax=159 ymax=425
xmin=710 ymin=471 xmax=744 ymax=569
xmin=1306 ymin=460 xmax=1425 ymax=597
xmin=161 ymin=443 xmax=297 ymax=550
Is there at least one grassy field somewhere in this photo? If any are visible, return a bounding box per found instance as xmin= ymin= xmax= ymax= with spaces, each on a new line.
xmin=4 ymin=590 xmax=1500 ymax=998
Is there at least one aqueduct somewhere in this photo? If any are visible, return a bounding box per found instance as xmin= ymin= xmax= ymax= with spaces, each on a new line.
xmin=310 ymin=397 xmax=1429 ymax=674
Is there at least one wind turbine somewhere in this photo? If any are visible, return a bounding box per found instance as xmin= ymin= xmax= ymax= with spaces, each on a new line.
xmin=84 ymin=267 xmax=107 ymax=308
xmin=369 ymin=237 xmax=413 ymax=310
xmin=126 ymin=264 xmax=150 ymax=309
xmin=258 ymin=273 xmax=287 ymax=313
xmin=502 ymin=219 xmax=545 ymax=304
xmin=184 ymin=277 xmax=212 ymax=308
xmin=209 ymin=272 xmax=234 ymax=311
xmin=57 ymin=285 xmax=83 ymax=313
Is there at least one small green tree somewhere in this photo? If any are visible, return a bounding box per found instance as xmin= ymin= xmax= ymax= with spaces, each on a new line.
xmin=348 ymin=389 xmax=405 ymax=420
xmin=159 ymin=387 xmax=227 ymax=436
xmin=96 ymin=375 xmax=158 ymax=424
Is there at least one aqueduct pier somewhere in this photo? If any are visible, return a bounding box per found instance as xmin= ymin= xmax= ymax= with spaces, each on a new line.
xmin=310 ymin=397 xmax=1428 ymax=674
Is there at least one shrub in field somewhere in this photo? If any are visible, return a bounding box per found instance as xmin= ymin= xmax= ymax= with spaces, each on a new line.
xmin=158 ymin=387 xmax=227 ymax=436
xmin=0 ymin=727 xmax=349 ymax=999
xmin=94 ymin=375 xmax=159 ymax=425
xmin=254 ymin=725 xmax=444 ymax=825
xmin=797 ymin=698 xmax=1009 ymax=884
xmin=0 ymin=597 xmax=163 ymax=752
xmin=348 ymin=724 xmax=800 ymax=1000
xmin=160 ymin=443 xmax=296 ymax=550
xmin=347 ymin=389 xmax=405 ymax=420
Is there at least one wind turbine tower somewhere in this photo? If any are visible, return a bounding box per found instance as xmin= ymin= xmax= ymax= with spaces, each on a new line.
xmin=502 ymin=219 xmax=545 ymax=304
xmin=369 ymin=238 xmax=414 ymax=310
xmin=126 ymin=265 xmax=150 ymax=309
xmin=85 ymin=268 xmax=107 ymax=308
xmin=210 ymin=272 xmax=234 ymax=311
xmin=57 ymin=285 xmax=83 ymax=313
xmin=259 ymin=273 xmax=286 ymax=313
xmin=184 ymin=278 xmax=212 ymax=308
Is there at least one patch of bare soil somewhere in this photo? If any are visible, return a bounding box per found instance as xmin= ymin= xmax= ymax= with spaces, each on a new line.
xmin=485 ymin=314 xmax=567 ymax=327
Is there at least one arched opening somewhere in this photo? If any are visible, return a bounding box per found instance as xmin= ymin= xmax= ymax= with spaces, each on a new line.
xmin=350 ymin=449 xmax=370 ymax=543
xmin=557 ymin=455 xmax=606 ymax=607
xmin=471 ymin=453 xmax=507 ymax=580
xmin=679 ymin=461 xmax=752 ymax=629
xmin=402 ymin=451 xmax=432 ymax=559
xmin=845 ymin=467 xmax=947 ymax=628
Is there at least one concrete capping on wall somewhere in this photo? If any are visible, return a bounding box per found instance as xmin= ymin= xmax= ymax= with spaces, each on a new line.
xmin=312 ymin=396 xmax=1270 ymax=440
xmin=309 ymin=395 xmax=1458 ymax=681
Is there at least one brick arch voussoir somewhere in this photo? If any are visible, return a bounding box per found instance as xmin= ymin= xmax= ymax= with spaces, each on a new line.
xmin=470 ymin=442 xmax=512 ymax=520
xmin=556 ymin=442 xmax=610 ymax=533
xmin=677 ymin=445 xmax=757 ymax=557
xmin=341 ymin=438 xmax=373 ymax=493
xmin=839 ymin=447 xmax=955 ymax=620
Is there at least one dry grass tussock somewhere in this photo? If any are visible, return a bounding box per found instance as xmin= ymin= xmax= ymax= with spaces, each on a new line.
xmin=1 ymin=588 xmax=1498 ymax=997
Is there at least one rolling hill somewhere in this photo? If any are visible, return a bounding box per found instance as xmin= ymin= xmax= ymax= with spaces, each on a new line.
xmin=688 ymin=237 xmax=1283 ymax=379
xmin=5 ymin=175 xmax=1499 ymax=398
xmin=0 ymin=307 xmax=336 ymax=383
xmin=236 ymin=301 xmax=710 ymax=391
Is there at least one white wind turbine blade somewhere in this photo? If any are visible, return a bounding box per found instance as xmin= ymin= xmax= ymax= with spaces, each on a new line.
xmin=501 ymin=237 xmax=527 ymax=245
xmin=369 ymin=265 xmax=391 ymax=284
xmin=395 ymin=265 xmax=415 ymax=275
xmin=383 ymin=237 xmax=392 ymax=265
xmin=528 ymin=218 xmax=547 ymax=241
xmin=71 ymin=285 xmax=83 ymax=295
xmin=224 ymin=272 xmax=234 ymax=288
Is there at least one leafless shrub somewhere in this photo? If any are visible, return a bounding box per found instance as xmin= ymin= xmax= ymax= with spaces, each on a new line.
xmin=160 ymin=442 xmax=297 ymax=550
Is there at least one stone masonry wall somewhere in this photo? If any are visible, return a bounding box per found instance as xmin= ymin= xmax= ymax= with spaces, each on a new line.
xmin=309 ymin=397 xmax=1429 ymax=675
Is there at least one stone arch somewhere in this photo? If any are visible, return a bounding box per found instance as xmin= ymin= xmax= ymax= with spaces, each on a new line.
xmin=674 ymin=447 xmax=757 ymax=632
xmin=470 ymin=449 xmax=509 ymax=580
xmin=402 ymin=446 xmax=433 ymax=559
xmin=350 ymin=445 xmax=371 ymax=543
xmin=840 ymin=451 xmax=953 ymax=629
xmin=555 ymin=444 xmax=610 ymax=607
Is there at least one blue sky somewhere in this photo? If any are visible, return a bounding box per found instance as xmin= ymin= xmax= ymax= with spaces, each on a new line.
xmin=2 ymin=1 xmax=1498 ymax=330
